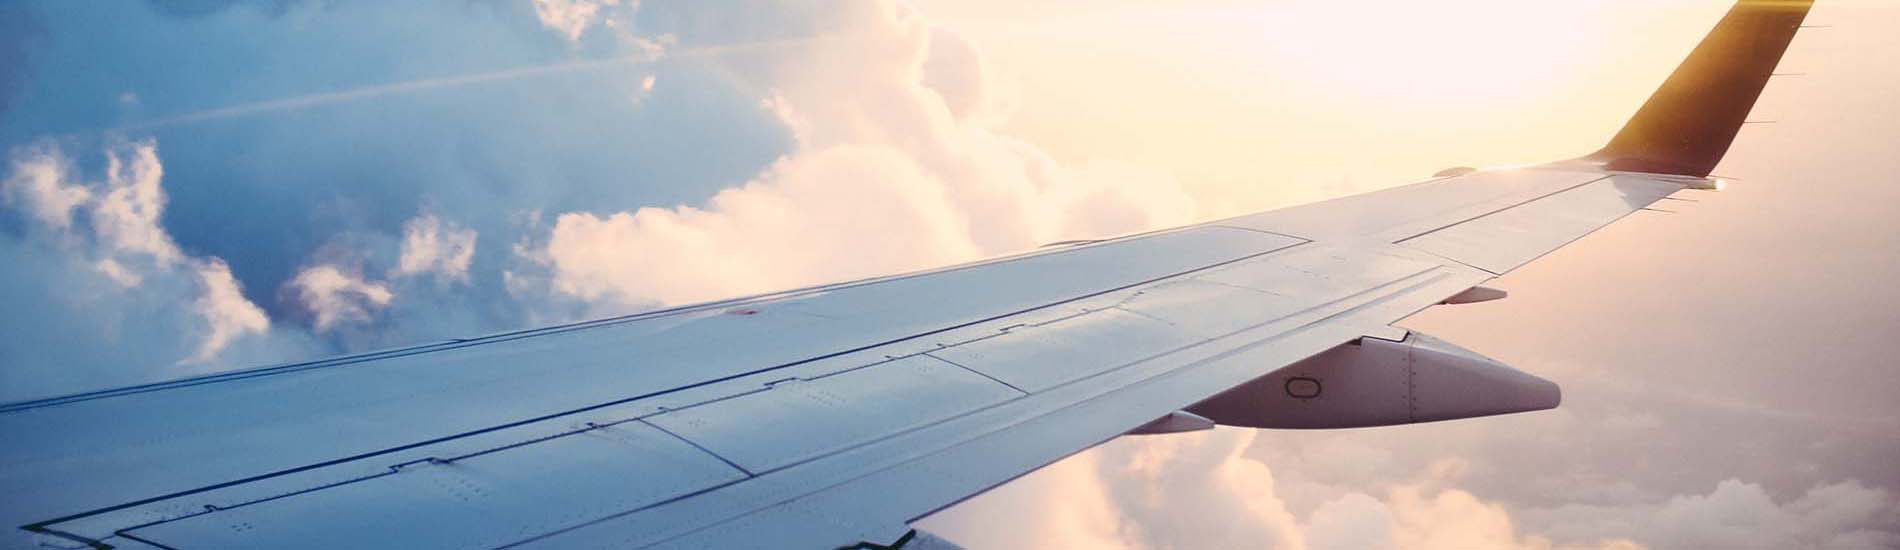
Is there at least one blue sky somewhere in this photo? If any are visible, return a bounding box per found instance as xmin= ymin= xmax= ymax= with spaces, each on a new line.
xmin=0 ymin=0 xmax=912 ymax=395
xmin=3 ymin=0 xmax=1207 ymax=403
xmin=1 ymin=1 xmax=770 ymax=387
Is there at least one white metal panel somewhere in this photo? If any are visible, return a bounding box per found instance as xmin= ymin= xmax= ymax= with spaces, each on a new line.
xmin=928 ymin=307 xmax=1200 ymax=393
xmin=1120 ymin=245 xmax=1445 ymax=338
xmin=1398 ymin=175 xmax=1683 ymax=273
xmin=1111 ymin=279 xmax=1302 ymax=338
xmin=1218 ymin=168 xmax=1605 ymax=240
xmin=645 ymin=355 xmax=1024 ymax=473
xmin=124 ymin=421 xmax=745 ymax=549
xmin=46 ymin=331 xmax=1016 ymax=546
xmin=768 ymin=227 xmax=1307 ymax=331
xmin=925 ymin=244 xmax=1444 ymax=396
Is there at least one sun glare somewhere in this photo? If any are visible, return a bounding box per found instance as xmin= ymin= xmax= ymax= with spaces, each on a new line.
xmin=913 ymin=0 xmax=1735 ymax=214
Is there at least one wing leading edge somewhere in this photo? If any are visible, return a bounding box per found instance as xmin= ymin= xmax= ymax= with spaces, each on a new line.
xmin=0 ymin=1 xmax=1811 ymax=548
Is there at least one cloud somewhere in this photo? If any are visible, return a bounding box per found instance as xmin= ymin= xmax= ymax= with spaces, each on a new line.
xmin=1100 ymin=430 xmax=1305 ymax=549
xmin=922 ymin=430 xmax=1305 ymax=550
xmin=394 ymin=213 xmax=477 ymax=284
xmin=25 ymin=140 xmax=266 ymax=359
xmin=538 ymin=144 xmax=983 ymax=306
xmin=913 ymin=449 xmax=1138 ymax=550
xmin=928 ymin=427 xmax=1899 ymax=550
xmin=7 ymin=0 xmax=1179 ymax=354
xmin=0 ymin=140 xmax=284 ymax=399
xmin=529 ymin=2 xmax=1197 ymax=308
xmin=1638 ymin=479 xmax=1899 ymax=550
xmin=1375 ymin=460 xmax=1588 ymax=550
xmin=89 ymin=139 xmax=182 ymax=264
xmin=0 ymin=144 xmax=89 ymax=232
xmin=1305 ymin=492 xmax=1396 ymax=550
xmin=1508 ymin=477 xmax=1900 ymax=550
xmin=919 ymin=27 xmax=992 ymax=123
xmin=190 ymin=259 xmax=270 ymax=362
xmin=289 ymin=264 xmax=394 ymax=332
xmin=8 ymin=0 xmax=796 ymax=325
xmin=531 ymin=0 xmax=628 ymax=42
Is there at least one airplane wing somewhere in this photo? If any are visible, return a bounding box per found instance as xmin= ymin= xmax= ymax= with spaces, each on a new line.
xmin=0 ymin=2 xmax=1811 ymax=548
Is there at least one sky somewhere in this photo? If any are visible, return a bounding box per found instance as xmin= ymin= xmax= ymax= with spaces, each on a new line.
xmin=0 ymin=1 xmax=1895 ymax=549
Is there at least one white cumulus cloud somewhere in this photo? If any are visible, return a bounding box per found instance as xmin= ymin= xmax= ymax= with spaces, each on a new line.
xmin=0 ymin=140 xmax=276 ymax=387
xmin=539 ymin=145 xmax=983 ymax=306
xmin=0 ymin=145 xmax=90 ymax=233
xmin=394 ymin=213 xmax=477 ymax=284
xmin=1637 ymin=479 xmax=1900 ymax=550
xmin=531 ymin=0 xmax=628 ymax=42
xmin=190 ymin=259 xmax=270 ymax=363
xmin=927 ymin=428 xmax=1899 ymax=550
xmin=289 ymin=264 xmax=394 ymax=332
xmin=526 ymin=1 xmax=1197 ymax=309
xmin=911 ymin=446 xmax=1139 ymax=550
xmin=89 ymin=142 xmax=182 ymax=265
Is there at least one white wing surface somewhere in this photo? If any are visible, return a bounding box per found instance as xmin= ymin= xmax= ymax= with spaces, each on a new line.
xmin=0 ymin=2 xmax=1811 ymax=548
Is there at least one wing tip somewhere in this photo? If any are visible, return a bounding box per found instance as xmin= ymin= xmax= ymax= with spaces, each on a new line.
xmin=1586 ymin=0 xmax=1815 ymax=177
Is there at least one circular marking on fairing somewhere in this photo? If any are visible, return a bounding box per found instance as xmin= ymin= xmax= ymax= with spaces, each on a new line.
xmin=1285 ymin=377 xmax=1322 ymax=398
